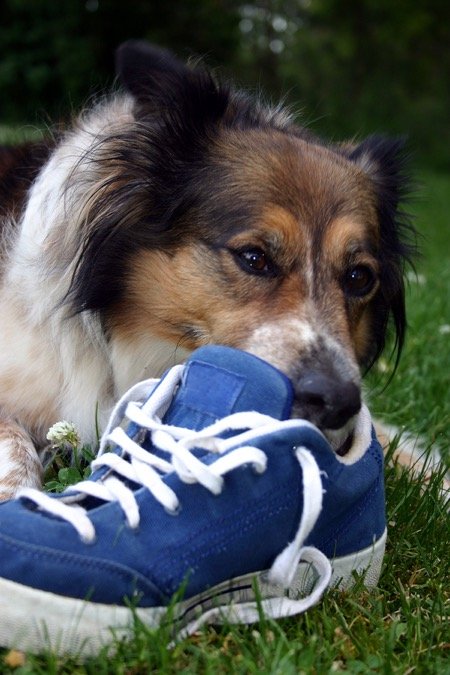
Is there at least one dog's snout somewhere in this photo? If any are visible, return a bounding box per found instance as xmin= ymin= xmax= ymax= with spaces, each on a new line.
xmin=295 ymin=372 xmax=361 ymax=430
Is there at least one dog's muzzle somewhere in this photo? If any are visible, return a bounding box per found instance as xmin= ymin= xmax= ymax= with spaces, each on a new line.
xmin=295 ymin=371 xmax=361 ymax=429
xmin=293 ymin=371 xmax=361 ymax=455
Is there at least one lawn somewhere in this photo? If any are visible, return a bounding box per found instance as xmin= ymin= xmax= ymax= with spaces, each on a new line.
xmin=365 ymin=171 xmax=450 ymax=459
xmin=0 ymin=155 xmax=448 ymax=672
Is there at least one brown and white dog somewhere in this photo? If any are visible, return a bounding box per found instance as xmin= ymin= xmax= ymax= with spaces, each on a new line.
xmin=0 ymin=41 xmax=415 ymax=499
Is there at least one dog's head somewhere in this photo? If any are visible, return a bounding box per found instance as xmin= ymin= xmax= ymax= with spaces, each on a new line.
xmin=70 ymin=41 xmax=415 ymax=453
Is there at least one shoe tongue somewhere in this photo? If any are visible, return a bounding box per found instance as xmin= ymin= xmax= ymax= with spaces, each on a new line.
xmin=163 ymin=345 xmax=294 ymax=431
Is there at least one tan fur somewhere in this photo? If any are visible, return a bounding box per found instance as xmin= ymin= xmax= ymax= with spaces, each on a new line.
xmin=375 ymin=422 xmax=449 ymax=496
xmin=0 ymin=419 xmax=42 ymax=500
xmin=322 ymin=216 xmax=381 ymax=360
xmin=0 ymin=67 xmax=438 ymax=499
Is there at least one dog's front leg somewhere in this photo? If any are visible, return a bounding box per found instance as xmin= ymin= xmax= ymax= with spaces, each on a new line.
xmin=0 ymin=417 xmax=42 ymax=500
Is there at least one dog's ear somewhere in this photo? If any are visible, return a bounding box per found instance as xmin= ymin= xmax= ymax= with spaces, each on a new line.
xmin=344 ymin=135 xmax=416 ymax=370
xmin=115 ymin=40 xmax=228 ymax=123
xmin=346 ymin=135 xmax=408 ymax=213
xmin=116 ymin=40 xmax=190 ymax=100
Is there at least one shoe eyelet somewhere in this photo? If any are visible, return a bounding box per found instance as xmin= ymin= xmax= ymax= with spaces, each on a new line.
xmin=252 ymin=464 xmax=267 ymax=476
xmin=120 ymin=520 xmax=140 ymax=535
xmin=80 ymin=534 xmax=97 ymax=546
xmin=165 ymin=503 xmax=182 ymax=516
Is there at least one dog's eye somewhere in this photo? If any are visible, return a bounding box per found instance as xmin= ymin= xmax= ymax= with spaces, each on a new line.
xmin=235 ymin=248 xmax=273 ymax=275
xmin=343 ymin=265 xmax=377 ymax=297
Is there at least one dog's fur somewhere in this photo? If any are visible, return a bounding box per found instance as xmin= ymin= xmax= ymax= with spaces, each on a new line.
xmin=0 ymin=41 xmax=415 ymax=499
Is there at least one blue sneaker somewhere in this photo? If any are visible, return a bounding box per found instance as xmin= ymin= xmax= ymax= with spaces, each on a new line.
xmin=0 ymin=346 xmax=386 ymax=656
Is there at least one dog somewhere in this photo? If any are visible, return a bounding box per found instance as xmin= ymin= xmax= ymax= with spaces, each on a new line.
xmin=0 ymin=40 xmax=415 ymax=500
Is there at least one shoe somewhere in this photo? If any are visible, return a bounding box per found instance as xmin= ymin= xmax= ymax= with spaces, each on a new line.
xmin=0 ymin=346 xmax=386 ymax=656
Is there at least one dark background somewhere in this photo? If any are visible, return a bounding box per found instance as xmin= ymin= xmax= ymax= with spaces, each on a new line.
xmin=1 ymin=0 xmax=449 ymax=168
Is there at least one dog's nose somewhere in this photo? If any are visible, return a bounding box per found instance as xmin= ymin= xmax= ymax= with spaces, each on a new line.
xmin=295 ymin=372 xmax=361 ymax=430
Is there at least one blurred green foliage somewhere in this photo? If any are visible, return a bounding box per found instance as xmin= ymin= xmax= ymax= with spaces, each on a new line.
xmin=0 ymin=0 xmax=448 ymax=167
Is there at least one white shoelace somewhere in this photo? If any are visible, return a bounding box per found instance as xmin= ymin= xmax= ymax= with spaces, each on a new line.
xmin=18 ymin=366 xmax=332 ymax=604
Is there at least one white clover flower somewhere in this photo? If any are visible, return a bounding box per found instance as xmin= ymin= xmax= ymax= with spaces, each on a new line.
xmin=46 ymin=421 xmax=80 ymax=448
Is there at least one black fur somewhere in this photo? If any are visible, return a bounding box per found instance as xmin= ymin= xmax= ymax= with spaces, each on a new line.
xmin=347 ymin=135 xmax=416 ymax=370
xmin=69 ymin=43 xmax=297 ymax=316
xmin=68 ymin=41 xmax=415 ymax=373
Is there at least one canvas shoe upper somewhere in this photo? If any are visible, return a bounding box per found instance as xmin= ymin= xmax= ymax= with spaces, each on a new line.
xmin=0 ymin=345 xmax=386 ymax=656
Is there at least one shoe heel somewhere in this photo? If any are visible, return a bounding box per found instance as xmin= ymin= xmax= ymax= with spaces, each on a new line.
xmin=329 ymin=528 xmax=387 ymax=589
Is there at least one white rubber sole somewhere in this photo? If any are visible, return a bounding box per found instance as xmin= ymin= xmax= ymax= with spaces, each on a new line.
xmin=0 ymin=529 xmax=386 ymax=657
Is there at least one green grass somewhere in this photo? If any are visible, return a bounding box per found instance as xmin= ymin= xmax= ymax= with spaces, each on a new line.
xmin=2 ymin=461 xmax=448 ymax=674
xmin=365 ymin=171 xmax=450 ymax=459
xmin=0 ymin=124 xmax=46 ymax=145
xmin=0 ymin=151 xmax=448 ymax=672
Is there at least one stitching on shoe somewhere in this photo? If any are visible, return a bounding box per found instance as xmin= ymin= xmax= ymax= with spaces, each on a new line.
xmin=0 ymin=530 xmax=164 ymax=603
xmin=148 ymin=482 xmax=302 ymax=595
xmin=317 ymin=473 xmax=385 ymax=553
